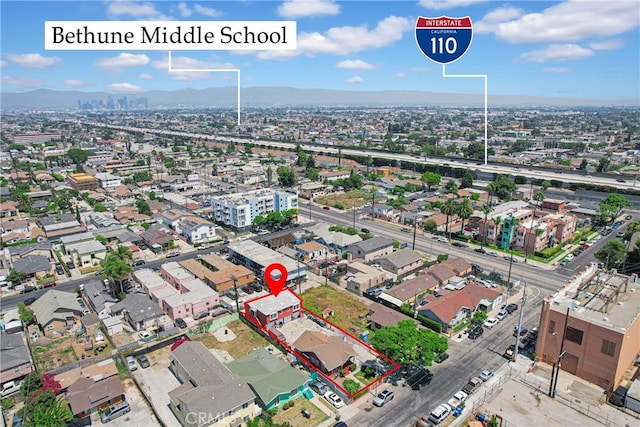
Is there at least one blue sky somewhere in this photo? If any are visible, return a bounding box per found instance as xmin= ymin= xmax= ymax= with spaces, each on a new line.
xmin=1 ymin=0 xmax=639 ymax=101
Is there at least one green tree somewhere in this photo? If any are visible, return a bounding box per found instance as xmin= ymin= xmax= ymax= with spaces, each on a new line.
xmin=17 ymin=302 xmax=35 ymax=325
xmin=492 ymin=175 xmax=517 ymax=200
xmin=276 ymin=166 xmax=297 ymax=188
xmin=135 ymin=199 xmax=152 ymax=216
xmin=421 ymin=172 xmax=441 ymax=189
xmin=101 ymin=253 xmax=133 ymax=297
xmin=342 ymin=379 xmax=360 ymax=395
xmin=445 ymin=179 xmax=458 ymax=195
xmin=7 ymin=269 xmax=26 ymax=287
xmin=67 ymin=148 xmax=93 ymax=172
xmin=370 ymin=320 xmax=447 ymax=366
xmin=472 ymin=310 xmax=488 ymax=324
xmin=480 ymin=204 xmax=494 ymax=248
xmin=460 ymin=170 xmax=473 ymax=188
xmin=595 ymin=240 xmax=627 ymax=269
xmin=441 ymin=198 xmax=457 ymax=240
xmin=296 ymin=150 xmax=308 ymax=167
xmin=424 ymin=219 xmax=437 ymax=232
xmin=457 ymin=198 xmax=473 ymax=234
xmin=95 ymin=235 xmax=107 ymax=245
xmin=93 ymin=203 xmax=107 ymax=212
xmin=253 ymin=215 xmax=267 ymax=229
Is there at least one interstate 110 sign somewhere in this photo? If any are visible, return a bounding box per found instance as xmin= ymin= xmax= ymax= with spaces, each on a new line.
xmin=415 ymin=16 xmax=473 ymax=65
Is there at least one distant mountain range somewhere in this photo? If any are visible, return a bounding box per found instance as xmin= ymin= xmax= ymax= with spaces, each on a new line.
xmin=1 ymin=87 xmax=638 ymax=110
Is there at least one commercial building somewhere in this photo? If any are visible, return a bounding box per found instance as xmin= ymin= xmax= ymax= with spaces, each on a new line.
xmin=210 ymin=188 xmax=298 ymax=230
xmin=227 ymin=240 xmax=306 ymax=285
xmin=536 ymin=264 xmax=640 ymax=391
xmin=67 ymin=173 xmax=98 ymax=191
xmin=94 ymin=172 xmax=122 ymax=190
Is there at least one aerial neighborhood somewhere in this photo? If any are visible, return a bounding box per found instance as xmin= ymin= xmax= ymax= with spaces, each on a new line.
xmin=1 ymin=106 xmax=639 ymax=427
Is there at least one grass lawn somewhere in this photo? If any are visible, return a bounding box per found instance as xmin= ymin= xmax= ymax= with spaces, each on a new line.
xmin=354 ymin=370 xmax=376 ymax=385
xmin=301 ymin=285 xmax=369 ymax=331
xmin=271 ymin=399 xmax=329 ymax=427
xmin=193 ymin=320 xmax=270 ymax=359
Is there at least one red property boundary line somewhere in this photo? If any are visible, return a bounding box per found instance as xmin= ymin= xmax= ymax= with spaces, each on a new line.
xmin=242 ymin=289 xmax=400 ymax=400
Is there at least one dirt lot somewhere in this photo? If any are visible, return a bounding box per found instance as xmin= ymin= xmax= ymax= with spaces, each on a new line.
xmin=300 ymin=285 xmax=369 ymax=332
xmin=316 ymin=190 xmax=372 ymax=209
xmin=193 ymin=320 xmax=270 ymax=359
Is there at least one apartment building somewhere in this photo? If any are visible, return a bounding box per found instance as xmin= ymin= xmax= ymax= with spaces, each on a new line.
xmin=210 ymin=188 xmax=298 ymax=230
xmin=536 ymin=264 xmax=640 ymax=391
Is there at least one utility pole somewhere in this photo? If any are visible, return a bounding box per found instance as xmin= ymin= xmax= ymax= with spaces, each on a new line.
xmin=231 ymin=275 xmax=239 ymax=313
xmin=412 ymin=218 xmax=418 ymax=250
xmin=551 ymin=307 xmax=570 ymax=398
xmin=353 ymin=206 xmax=356 ymax=228
xmin=512 ymin=281 xmax=528 ymax=362
xmin=325 ymin=251 xmax=328 ymax=286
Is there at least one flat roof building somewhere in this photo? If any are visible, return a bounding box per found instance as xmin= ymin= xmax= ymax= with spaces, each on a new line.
xmin=228 ymin=240 xmax=305 ymax=285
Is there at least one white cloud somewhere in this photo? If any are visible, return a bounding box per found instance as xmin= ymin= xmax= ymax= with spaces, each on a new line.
xmin=419 ymin=0 xmax=488 ymax=11
xmin=106 ymin=82 xmax=143 ymax=92
xmin=106 ymin=1 xmax=173 ymax=20
xmin=588 ymin=39 xmax=623 ymax=51
xmin=346 ymin=76 xmax=363 ymax=84
xmin=278 ymin=0 xmax=340 ymax=18
xmin=542 ymin=67 xmax=570 ymax=73
xmin=138 ymin=73 xmax=153 ymax=80
xmin=177 ymin=2 xmax=191 ymax=17
xmin=395 ymin=72 xmax=407 ymax=78
xmin=0 ymin=60 xmax=7 ymax=68
xmin=95 ymin=53 xmax=150 ymax=71
xmin=64 ymin=79 xmax=90 ymax=87
xmin=152 ymin=55 xmax=237 ymax=81
xmin=1 ymin=76 xmax=45 ymax=88
xmin=5 ymin=53 xmax=61 ymax=68
xmin=336 ymin=59 xmax=375 ymax=70
xmin=194 ymin=4 xmax=222 ymax=17
xmin=474 ymin=6 xmax=523 ymax=34
xmin=258 ymin=16 xmax=412 ymax=60
xmin=487 ymin=1 xmax=640 ymax=44
xmin=517 ymin=44 xmax=594 ymax=63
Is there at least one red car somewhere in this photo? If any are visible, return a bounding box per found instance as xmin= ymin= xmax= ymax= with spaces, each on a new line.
xmin=171 ymin=336 xmax=191 ymax=351
xmin=322 ymin=206 xmax=330 ymax=210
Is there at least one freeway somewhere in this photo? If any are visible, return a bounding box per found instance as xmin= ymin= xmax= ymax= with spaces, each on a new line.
xmin=78 ymin=120 xmax=638 ymax=190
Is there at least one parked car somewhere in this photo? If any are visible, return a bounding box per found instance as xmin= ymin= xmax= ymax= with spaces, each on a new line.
xmin=138 ymin=330 xmax=151 ymax=340
xmin=462 ymin=377 xmax=483 ymax=395
xmin=479 ymin=369 xmax=493 ymax=382
xmin=310 ymin=381 xmax=328 ymax=395
xmin=513 ymin=326 xmax=529 ymax=337
xmin=66 ymin=261 xmax=76 ymax=269
xmin=132 ymin=259 xmax=146 ymax=267
xmin=324 ymin=391 xmax=344 ymax=409
xmin=496 ymin=309 xmax=508 ymax=321
xmin=609 ymin=386 xmax=628 ymax=407
xmin=323 ymin=206 xmax=331 ymax=210
xmin=505 ymin=303 xmax=518 ymax=314
xmin=23 ymin=296 xmax=37 ymax=305
xmin=20 ymin=285 xmax=36 ymax=294
xmin=101 ymin=401 xmax=131 ymax=423
xmin=468 ymin=326 xmax=484 ymax=340
xmin=136 ymin=354 xmax=150 ymax=368
xmin=434 ymin=352 xmax=449 ymax=363
xmin=166 ymin=252 xmax=180 ymax=258
xmin=483 ymin=318 xmax=498 ymax=329
xmin=373 ymin=388 xmax=395 ymax=407
xmin=360 ymin=228 xmax=370 ymax=234
xmin=1 ymin=380 xmax=21 ymax=397
xmin=126 ymin=356 xmax=137 ymax=372
xmin=474 ymin=248 xmax=486 ymax=254
xmin=427 ymin=403 xmax=452 ymax=425
xmin=175 ymin=318 xmax=188 ymax=329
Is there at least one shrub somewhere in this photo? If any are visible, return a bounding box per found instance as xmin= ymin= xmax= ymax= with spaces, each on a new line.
xmin=343 ymin=379 xmax=360 ymax=395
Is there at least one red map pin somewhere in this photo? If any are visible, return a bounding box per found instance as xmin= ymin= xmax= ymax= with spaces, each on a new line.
xmin=264 ymin=263 xmax=288 ymax=297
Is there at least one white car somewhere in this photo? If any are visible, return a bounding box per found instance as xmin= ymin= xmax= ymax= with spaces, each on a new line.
xmin=479 ymin=369 xmax=493 ymax=382
xmin=138 ymin=330 xmax=151 ymax=340
xmin=496 ymin=310 xmax=508 ymax=321
xmin=323 ymin=391 xmax=344 ymax=409
xmin=483 ymin=318 xmax=499 ymax=329
xmin=126 ymin=356 xmax=137 ymax=372
xmin=1 ymin=381 xmax=21 ymax=397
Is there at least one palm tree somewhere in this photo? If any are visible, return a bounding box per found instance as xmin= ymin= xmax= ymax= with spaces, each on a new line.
xmin=531 ymin=191 xmax=545 ymax=223
xmin=445 ymin=179 xmax=458 ymax=196
xmin=486 ymin=181 xmax=497 ymax=206
xmin=480 ymin=204 xmax=494 ymax=248
xmin=114 ymin=245 xmax=133 ymax=263
xmin=102 ymin=253 xmax=133 ymax=298
xmin=441 ymin=198 xmax=457 ymax=241
xmin=457 ymin=198 xmax=474 ymax=235
xmin=493 ymin=215 xmax=503 ymax=247
xmin=621 ymin=221 xmax=640 ymax=273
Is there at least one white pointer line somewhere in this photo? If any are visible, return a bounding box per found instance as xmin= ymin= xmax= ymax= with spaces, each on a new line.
xmin=442 ymin=64 xmax=488 ymax=166
xmin=168 ymin=51 xmax=241 ymax=126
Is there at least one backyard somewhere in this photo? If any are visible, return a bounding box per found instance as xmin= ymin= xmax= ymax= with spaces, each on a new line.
xmin=300 ymin=285 xmax=369 ymax=333
xmin=271 ymin=399 xmax=330 ymax=427
xmin=193 ymin=320 xmax=270 ymax=359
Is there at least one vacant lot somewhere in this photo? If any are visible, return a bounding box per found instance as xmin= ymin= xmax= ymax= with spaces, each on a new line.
xmin=272 ymin=400 xmax=329 ymax=427
xmin=316 ymin=190 xmax=372 ymax=209
xmin=301 ymin=285 xmax=369 ymax=332
xmin=194 ymin=320 xmax=270 ymax=359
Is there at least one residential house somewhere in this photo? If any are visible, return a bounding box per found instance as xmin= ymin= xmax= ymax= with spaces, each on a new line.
xmin=185 ymin=256 xmax=254 ymax=293
xmin=0 ymin=201 xmax=18 ymax=218
xmin=417 ymin=283 xmax=502 ymax=333
xmin=12 ymin=255 xmax=52 ymax=279
xmin=157 ymin=209 xmax=190 ymax=230
xmin=113 ymin=185 xmax=137 ymax=202
xmin=140 ymin=227 xmax=173 ymax=253
xmin=371 ymin=203 xmax=398 ymax=222
xmin=345 ymin=262 xmax=388 ymax=295
xmin=94 ymin=172 xmax=122 ymax=190
xmin=176 ymin=216 xmax=217 ymax=245
xmin=426 ymin=264 xmax=457 ymax=285
xmin=169 ymin=341 xmax=257 ymax=427
xmin=377 ymin=249 xmax=422 ymax=278
xmin=109 ymin=293 xmax=165 ymax=331
xmin=319 ymin=170 xmax=350 ymax=182
xmin=246 ymin=290 xmax=301 ymax=328
xmin=367 ymin=302 xmax=418 ymax=331
xmin=158 ymin=262 xmax=219 ymax=320
xmin=307 ymin=223 xmax=362 ymax=254
xmin=536 ymin=265 xmax=640 ymax=390
xmin=1 ymin=219 xmax=29 ymax=235
xmin=384 ymin=274 xmax=440 ymax=306
xmin=67 ymin=376 xmax=125 ymax=419
xmin=293 ymin=331 xmax=357 ymax=377
xmin=42 ymin=218 xmax=87 ymax=241
xmin=227 ymin=348 xmax=309 ymax=409
xmin=295 ymin=241 xmax=327 ymax=261
xmin=348 ymin=236 xmax=394 ymax=262
xmin=54 ymin=358 xmax=118 ymax=391
xmin=31 ymin=290 xmax=84 ymax=336
xmin=61 ymin=232 xmax=107 ymax=267
xmin=298 ymin=183 xmax=329 ymax=199
xmin=84 ymin=280 xmax=119 ymax=319
xmin=441 ymin=257 xmax=473 ymax=277
xmin=7 ymin=241 xmax=53 ymax=264
xmin=0 ymin=334 xmax=34 ymax=384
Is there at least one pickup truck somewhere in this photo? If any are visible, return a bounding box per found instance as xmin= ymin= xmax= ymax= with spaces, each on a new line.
xmin=462 ymin=377 xmax=483 ymax=395
xmin=447 ymin=390 xmax=468 ymax=409
xmin=504 ymin=344 xmax=515 ymax=359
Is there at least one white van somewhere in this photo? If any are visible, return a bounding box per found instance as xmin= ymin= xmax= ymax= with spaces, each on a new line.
xmin=427 ymin=403 xmax=452 ymax=425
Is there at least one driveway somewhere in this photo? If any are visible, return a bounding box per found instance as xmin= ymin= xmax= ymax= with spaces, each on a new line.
xmin=132 ymin=347 xmax=181 ymax=427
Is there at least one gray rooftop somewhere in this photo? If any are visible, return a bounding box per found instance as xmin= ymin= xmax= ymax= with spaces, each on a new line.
xmin=13 ymin=255 xmax=51 ymax=275
xmin=8 ymin=241 xmax=52 ymax=257
xmin=31 ymin=289 xmax=84 ymax=327
xmin=84 ymin=280 xmax=119 ymax=313
xmin=379 ymin=249 xmax=422 ymax=268
xmin=348 ymin=236 xmax=394 ymax=254
xmin=109 ymin=293 xmax=164 ymax=323
xmin=228 ymin=240 xmax=298 ymax=272
xmin=0 ymin=333 xmax=32 ymax=371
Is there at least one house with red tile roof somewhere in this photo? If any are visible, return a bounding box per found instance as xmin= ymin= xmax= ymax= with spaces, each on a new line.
xmin=426 ymin=264 xmax=457 ymax=285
